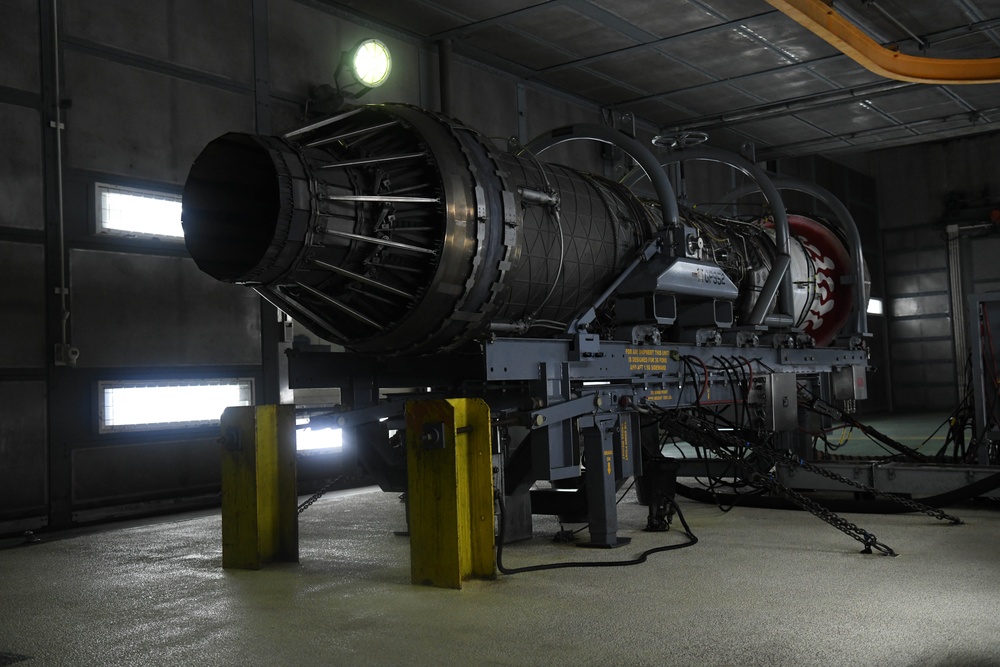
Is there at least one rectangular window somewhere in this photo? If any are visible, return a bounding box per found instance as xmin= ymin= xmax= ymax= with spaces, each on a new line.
xmin=295 ymin=418 xmax=344 ymax=452
xmin=867 ymin=297 xmax=884 ymax=315
xmin=98 ymin=379 xmax=254 ymax=434
xmin=96 ymin=183 xmax=184 ymax=240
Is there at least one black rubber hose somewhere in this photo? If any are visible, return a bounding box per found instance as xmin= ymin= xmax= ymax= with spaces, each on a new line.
xmin=495 ymin=495 xmax=697 ymax=575
xmin=676 ymin=471 xmax=1000 ymax=514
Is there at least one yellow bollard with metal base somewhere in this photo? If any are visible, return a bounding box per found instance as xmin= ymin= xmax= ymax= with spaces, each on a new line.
xmin=406 ymin=398 xmax=495 ymax=589
xmin=219 ymin=404 xmax=299 ymax=569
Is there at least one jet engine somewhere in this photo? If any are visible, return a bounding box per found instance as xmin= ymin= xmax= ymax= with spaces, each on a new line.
xmin=182 ymin=104 xmax=864 ymax=353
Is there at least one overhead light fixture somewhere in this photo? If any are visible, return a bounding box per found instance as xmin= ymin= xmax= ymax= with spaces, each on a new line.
xmin=351 ymin=38 xmax=392 ymax=88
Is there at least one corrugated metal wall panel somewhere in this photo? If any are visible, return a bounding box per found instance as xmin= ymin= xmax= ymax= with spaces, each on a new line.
xmin=71 ymin=437 xmax=221 ymax=506
xmin=0 ymin=241 xmax=46 ymax=367
xmin=0 ymin=103 xmax=44 ymax=230
xmin=889 ymin=317 xmax=952 ymax=340
xmin=0 ymin=381 xmax=47 ymax=521
xmin=890 ymin=294 xmax=951 ymax=318
xmin=0 ymin=0 xmax=41 ymax=92
xmin=62 ymin=53 xmax=254 ymax=183
xmin=70 ymin=250 xmax=261 ymax=367
xmin=61 ymin=0 xmax=255 ymax=84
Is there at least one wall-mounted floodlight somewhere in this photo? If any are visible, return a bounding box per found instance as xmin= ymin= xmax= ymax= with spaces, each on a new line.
xmin=351 ymin=38 xmax=391 ymax=88
xmin=307 ymin=38 xmax=393 ymax=117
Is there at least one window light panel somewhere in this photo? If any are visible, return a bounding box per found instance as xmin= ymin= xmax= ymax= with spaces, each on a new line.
xmin=98 ymin=184 xmax=184 ymax=239
xmin=100 ymin=380 xmax=253 ymax=433
xmin=296 ymin=426 xmax=344 ymax=451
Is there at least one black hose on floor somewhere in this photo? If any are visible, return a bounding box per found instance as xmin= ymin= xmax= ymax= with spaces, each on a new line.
xmin=675 ymin=471 xmax=1000 ymax=515
xmin=495 ymin=494 xmax=697 ymax=575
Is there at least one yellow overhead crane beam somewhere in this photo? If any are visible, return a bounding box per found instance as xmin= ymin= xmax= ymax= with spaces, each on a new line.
xmin=766 ymin=0 xmax=1000 ymax=84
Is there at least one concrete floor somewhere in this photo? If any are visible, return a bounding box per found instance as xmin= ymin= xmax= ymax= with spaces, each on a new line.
xmin=2 ymin=482 xmax=1000 ymax=667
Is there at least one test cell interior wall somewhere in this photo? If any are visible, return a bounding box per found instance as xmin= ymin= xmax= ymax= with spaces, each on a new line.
xmin=0 ymin=0 xmax=609 ymax=532
xmin=1 ymin=0 xmax=994 ymax=532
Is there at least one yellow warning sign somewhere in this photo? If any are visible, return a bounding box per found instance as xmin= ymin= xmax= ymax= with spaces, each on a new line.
xmin=625 ymin=347 xmax=672 ymax=373
xmin=647 ymin=388 xmax=675 ymax=404
xmin=620 ymin=419 xmax=629 ymax=463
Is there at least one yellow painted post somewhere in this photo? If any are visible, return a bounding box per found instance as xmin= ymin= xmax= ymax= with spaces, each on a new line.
xmin=406 ymin=398 xmax=495 ymax=589
xmin=220 ymin=404 xmax=299 ymax=569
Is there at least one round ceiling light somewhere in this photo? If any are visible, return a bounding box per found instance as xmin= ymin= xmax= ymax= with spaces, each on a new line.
xmin=352 ymin=39 xmax=392 ymax=88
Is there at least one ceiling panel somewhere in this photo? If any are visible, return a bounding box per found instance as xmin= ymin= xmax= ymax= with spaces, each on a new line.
xmin=583 ymin=49 xmax=713 ymax=95
xmin=587 ymin=0 xmax=719 ymax=39
xmin=427 ymin=0 xmax=549 ymax=23
xmin=334 ymin=0 xmax=465 ymax=35
xmin=662 ymin=83 xmax=761 ymax=117
xmin=868 ymin=89 xmax=971 ymax=124
xmin=737 ymin=13 xmax=842 ymax=63
xmin=501 ymin=4 xmax=640 ymax=59
xmin=729 ymin=67 xmax=836 ymax=103
xmin=619 ymin=99 xmax=692 ymax=125
xmin=942 ymin=84 xmax=1000 ymax=112
xmin=327 ymin=0 xmax=1000 ymax=157
xmin=804 ymin=58 xmax=886 ymax=88
xmin=737 ymin=116 xmax=832 ymax=146
xmin=695 ymin=0 xmax=775 ymax=21
xmin=835 ymin=0 xmax=973 ymax=54
xmin=658 ymin=25 xmax=798 ymax=78
xmin=535 ymin=67 xmax=642 ymax=105
xmin=463 ymin=24 xmax=575 ymax=69
xmin=794 ymin=102 xmax=901 ymax=135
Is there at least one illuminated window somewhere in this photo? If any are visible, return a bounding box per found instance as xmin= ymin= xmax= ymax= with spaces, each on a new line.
xmin=98 ymin=379 xmax=254 ymax=434
xmin=867 ymin=297 xmax=884 ymax=315
xmin=296 ymin=418 xmax=344 ymax=452
xmin=96 ymin=183 xmax=184 ymax=239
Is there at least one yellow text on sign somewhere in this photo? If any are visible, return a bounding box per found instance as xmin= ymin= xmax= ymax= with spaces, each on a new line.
xmin=625 ymin=347 xmax=671 ymax=372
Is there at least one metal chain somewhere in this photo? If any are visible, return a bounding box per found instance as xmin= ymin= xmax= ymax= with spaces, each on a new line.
xmin=297 ymin=476 xmax=343 ymax=515
xmin=793 ymin=392 xmax=963 ymax=523
xmin=745 ymin=469 xmax=898 ymax=556
xmin=781 ymin=453 xmax=964 ymax=524
xmin=662 ymin=411 xmax=898 ymax=556
xmin=800 ymin=392 xmax=931 ymax=462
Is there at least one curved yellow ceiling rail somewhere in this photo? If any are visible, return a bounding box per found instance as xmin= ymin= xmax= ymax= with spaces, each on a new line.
xmin=766 ymin=0 xmax=1000 ymax=84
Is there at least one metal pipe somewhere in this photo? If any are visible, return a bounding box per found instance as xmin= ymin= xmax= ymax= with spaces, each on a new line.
xmin=720 ymin=175 xmax=870 ymax=337
xmin=319 ymin=153 xmax=426 ymax=170
xmin=765 ymin=0 xmax=1000 ymax=84
xmin=293 ymin=282 xmax=384 ymax=330
xmin=319 ymin=194 xmax=440 ymax=203
xmin=946 ymin=226 xmax=967 ymax=391
xmin=315 ymin=227 xmax=438 ymax=255
xmin=752 ymin=255 xmax=792 ymax=327
xmin=665 ymin=80 xmax=913 ymax=133
xmin=517 ymin=186 xmax=559 ymax=207
xmin=51 ymin=0 xmax=72 ymax=364
xmin=306 ymin=120 xmax=400 ymax=148
xmin=523 ymin=123 xmax=680 ymax=226
xmin=769 ymin=176 xmax=868 ymax=338
xmin=282 ymin=107 xmax=364 ymax=139
xmin=626 ymin=145 xmax=795 ymax=323
xmin=310 ymin=258 xmax=415 ymax=299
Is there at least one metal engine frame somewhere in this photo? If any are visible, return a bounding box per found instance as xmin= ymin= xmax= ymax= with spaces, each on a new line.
xmin=182 ymin=105 xmax=1000 ymax=551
